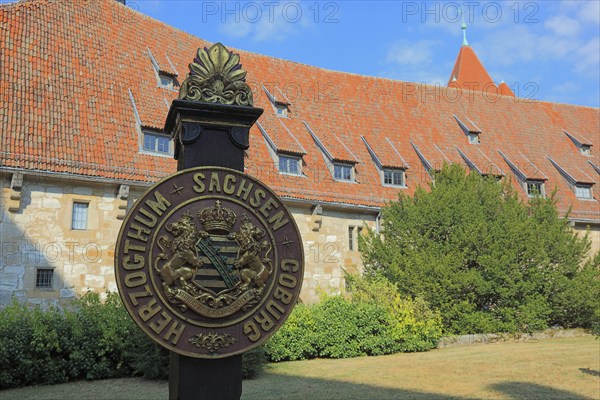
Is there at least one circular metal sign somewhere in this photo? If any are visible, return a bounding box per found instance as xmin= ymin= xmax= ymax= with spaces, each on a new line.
xmin=115 ymin=167 xmax=304 ymax=358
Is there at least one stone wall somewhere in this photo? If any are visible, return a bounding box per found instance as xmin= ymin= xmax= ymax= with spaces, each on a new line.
xmin=437 ymin=328 xmax=591 ymax=348
xmin=0 ymin=173 xmax=124 ymax=308
xmin=0 ymin=172 xmax=376 ymax=307
xmin=287 ymin=204 xmax=377 ymax=304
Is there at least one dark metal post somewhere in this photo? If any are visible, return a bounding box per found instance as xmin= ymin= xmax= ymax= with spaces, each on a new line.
xmin=163 ymin=51 xmax=263 ymax=400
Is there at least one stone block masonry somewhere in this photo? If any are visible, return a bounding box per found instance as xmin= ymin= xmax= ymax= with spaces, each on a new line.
xmin=0 ymin=172 xmax=376 ymax=307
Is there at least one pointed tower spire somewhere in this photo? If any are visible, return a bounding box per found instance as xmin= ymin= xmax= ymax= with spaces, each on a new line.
xmin=461 ymin=8 xmax=469 ymax=46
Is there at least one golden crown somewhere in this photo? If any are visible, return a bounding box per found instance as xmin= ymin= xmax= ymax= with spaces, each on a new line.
xmin=197 ymin=200 xmax=237 ymax=234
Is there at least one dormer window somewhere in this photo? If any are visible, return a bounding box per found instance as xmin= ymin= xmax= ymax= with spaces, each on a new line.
xmin=142 ymin=130 xmax=173 ymax=156
xmin=334 ymin=163 xmax=353 ymax=181
xmin=275 ymin=103 xmax=288 ymax=118
xmin=147 ymin=48 xmax=179 ymax=90
xmin=580 ymin=145 xmax=592 ymax=156
xmin=383 ymin=169 xmax=405 ymax=187
xmin=468 ymin=133 xmax=480 ymax=144
xmin=526 ymin=180 xmax=545 ymax=197
xmin=158 ymin=73 xmax=174 ymax=89
xmin=278 ymin=154 xmax=301 ymax=175
xmin=564 ymin=130 xmax=593 ymax=157
xmin=454 ymin=115 xmax=481 ymax=145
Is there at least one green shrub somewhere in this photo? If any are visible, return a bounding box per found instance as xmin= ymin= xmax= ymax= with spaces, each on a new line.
xmin=347 ymin=275 xmax=443 ymax=352
xmin=264 ymin=304 xmax=317 ymax=361
xmin=67 ymin=292 xmax=137 ymax=380
xmin=0 ymin=292 xmax=268 ymax=389
xmin=312 ymin=296 xmax=394 ymax=358
xmin=265 ymin=275 xmax=442 ymax=362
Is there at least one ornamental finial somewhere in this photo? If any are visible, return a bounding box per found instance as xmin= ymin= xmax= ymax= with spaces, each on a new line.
xmin=178 ymin=43 xmax=254 ymax=106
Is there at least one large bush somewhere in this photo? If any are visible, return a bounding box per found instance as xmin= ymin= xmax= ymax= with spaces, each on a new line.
xmin=361 ymin=164 xmax=600 ymax=334
xmin=0 ymin=293 xmax=266 ymax=389
xmin=265 ymin=276 xmax=442 ymax=362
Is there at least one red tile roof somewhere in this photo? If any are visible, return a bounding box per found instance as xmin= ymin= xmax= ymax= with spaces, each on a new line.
xmin=1 ymin=0 xmax=598 ymax=222
xmin=456 ymin=146 xmax=504 ymax=177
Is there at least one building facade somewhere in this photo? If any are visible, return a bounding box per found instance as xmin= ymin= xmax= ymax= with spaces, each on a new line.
xmin=1 ymin=0 xmax=598 ymax=308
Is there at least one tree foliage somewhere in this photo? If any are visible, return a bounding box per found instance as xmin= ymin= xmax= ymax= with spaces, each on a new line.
xmin=361 ymin=164 xmax=600 ymax=334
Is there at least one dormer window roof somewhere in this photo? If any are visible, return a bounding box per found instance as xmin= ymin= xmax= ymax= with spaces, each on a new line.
xmin=410 ymin=140 xmax=435 ymax=176
xmin=456 ymin=146 xmax=503 ymax=177
xmin=256 ymin=120 xmax=305 ymax=156
xmin=548 ymin=156 xmax=595 ymax=200
xmin=257 ymin=121 xmax=305 ymax=177
xmin=148 ymin=47 xmax=179 ymax=90
xmin=499 ymin=150 xmax=548 ymax=196
xmin=361 ymin=136 xmax=409 ymax=170
xmin=362 ymin=136 xmax=408 ymax=188
xmin=304 ymin=122 xmax=358 ymax=165
xmin=564 ymin=130 xmax=593 ymax=156
xmin=263 ymin=85 xmax=291 ymax=118
xmin=454 ymin=115 xmax=481 ymax=144
xmin=304 ymin=122 xmax=358 ymax=182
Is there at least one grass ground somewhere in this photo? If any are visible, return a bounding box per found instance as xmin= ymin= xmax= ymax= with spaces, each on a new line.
xmin=1 ymin=336 xmax=598 ymax=400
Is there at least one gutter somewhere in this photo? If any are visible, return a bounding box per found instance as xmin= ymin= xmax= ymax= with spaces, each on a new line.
xmin=280 ymin=196 xmax=382 ymax=213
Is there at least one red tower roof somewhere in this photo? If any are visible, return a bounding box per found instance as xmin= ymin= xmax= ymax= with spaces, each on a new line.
xmin=448 ymin=45 xmax=497 ymax=93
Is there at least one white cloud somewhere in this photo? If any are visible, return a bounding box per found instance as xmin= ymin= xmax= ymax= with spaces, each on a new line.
xmin=219 ymin=21 xmax=253 ymax=38
xmin=382 ymin=40 xmax=448 ymax=85
xmin=477 ymin=22 xmax=585 ymax=68
xmin=386 ymin=39 xmax=441 ymax=66
xmin=577 ymin=1 xmax=600 ymax=25
xmin=574 ymin=37 xmax=600 ymax=78
xmin=551 ymin=81 xmax=582 ymax=94
xmin=217 ymin=1 xmax=315 ymax=42
xmin=544 ymin=15 xmax=581 ymax=36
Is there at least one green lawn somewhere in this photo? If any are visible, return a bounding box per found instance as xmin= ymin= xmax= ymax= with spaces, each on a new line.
xmin=2 ymin=336 xmax=598 ymax=400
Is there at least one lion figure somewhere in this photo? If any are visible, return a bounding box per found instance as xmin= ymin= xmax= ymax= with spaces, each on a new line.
xmin=155 ymin=214 xmax=205 ymax=293
xmin=229 ymin=215 xmax=272 ymax=290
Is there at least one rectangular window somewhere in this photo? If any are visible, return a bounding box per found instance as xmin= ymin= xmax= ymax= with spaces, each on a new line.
xmin=35 ymin=269 xmax=54 ymax=289
xmin=275 ymin=104 xmax=288 ymax=117
xmin=468 ymin=133 xmax=480 ymax=144
xmin=383 ymin=169 xmax=405 ymax=186
xmin=159 ymin=74 xmax=174 ymax=89
xmin=575 ymin=185 xmax=592 ymax=199
xmin=580 ymin=145 xmax=592 ymax=156
xmin=334 ymin=164 xmax=353 ymax=181
xmin=72 ymin=202 xmax=89 ymax=230
xmin=348 ymin=226 xmax=354 ymax=251
xmin=143 ymin=131 xmax=172 ymax=155
xmin=278 ymin=155 xmax=300 ymax=175
xmin=526 ymin=181 xmax=544 ymax=197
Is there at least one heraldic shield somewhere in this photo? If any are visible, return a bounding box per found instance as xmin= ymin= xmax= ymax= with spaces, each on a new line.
xmin=154 ymin=200 xmax=273 ymax=319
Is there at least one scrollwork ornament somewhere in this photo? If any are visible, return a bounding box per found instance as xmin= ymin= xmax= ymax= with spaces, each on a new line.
xmin=188 ymin=332 xmax=237 ymax=353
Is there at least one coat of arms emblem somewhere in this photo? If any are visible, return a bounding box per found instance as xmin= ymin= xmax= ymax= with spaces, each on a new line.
xmin=115 ymin=167 xmax=304 ymax=358
xmin=155 ymin=201 xmax=274 ymax=318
